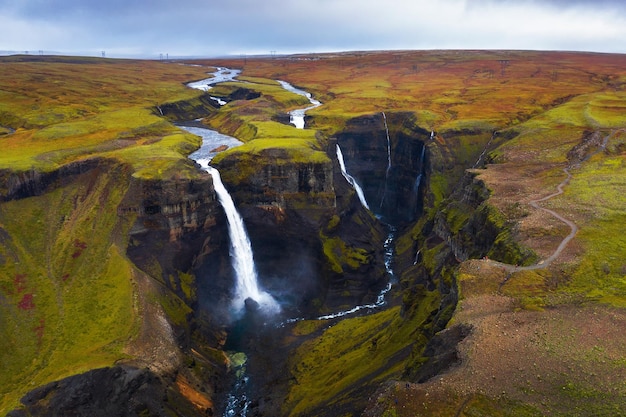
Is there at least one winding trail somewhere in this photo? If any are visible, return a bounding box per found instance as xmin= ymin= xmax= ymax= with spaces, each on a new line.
xmin=488 ymin=130 xmax=618 ymax=276
xmin=488 ymin=166 xmax=576 ymax=275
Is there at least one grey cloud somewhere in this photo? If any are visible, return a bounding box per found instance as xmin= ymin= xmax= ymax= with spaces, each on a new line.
xmin=1 ymin=0 xmax=625 ymax=57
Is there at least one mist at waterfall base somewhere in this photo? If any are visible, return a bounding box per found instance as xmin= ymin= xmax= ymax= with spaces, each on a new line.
xmin=183 ymin=126 xmax=326 ymax=330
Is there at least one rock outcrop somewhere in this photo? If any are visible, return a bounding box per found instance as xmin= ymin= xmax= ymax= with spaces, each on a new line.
xmin=7 ymin=366 xmax=207 ymax=417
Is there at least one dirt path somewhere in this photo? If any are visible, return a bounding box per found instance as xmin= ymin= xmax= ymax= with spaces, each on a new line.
xmin=488 ymin=166 xmax=577 ymax=273
xmin=487 ymin=129 xmax=619 ymax=274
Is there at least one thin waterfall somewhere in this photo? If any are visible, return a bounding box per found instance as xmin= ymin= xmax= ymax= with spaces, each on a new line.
xmin=414 ymin=144 xmax=426 ymax=191
xmin=380 ymin=111 xmax=392 ymax=209
xmin=206 ymin=166 xmax=280 ymax=315
xmin=414 ymin=174 xmax=422 ymax=193
xmin=336 ymin=145 xmax=370 ymax=210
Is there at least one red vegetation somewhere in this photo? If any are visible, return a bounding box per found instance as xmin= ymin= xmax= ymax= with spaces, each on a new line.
xmin=18 ymin=293 xmax=35 ymax=310
xmin=62 ymin=273 xmax=70 ymax=281
xmin=72 ymin=239 xmax=87 ymax=259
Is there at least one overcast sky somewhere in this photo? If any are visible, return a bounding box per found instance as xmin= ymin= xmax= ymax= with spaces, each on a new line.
xmin=1 ymin=0 xmax=625 ymax=58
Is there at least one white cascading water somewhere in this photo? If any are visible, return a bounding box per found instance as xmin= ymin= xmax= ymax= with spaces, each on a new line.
xmin=205 ymin=167 xmax=280 ymax=315
xmin=277 ymin=80 xmax=322 ymax=129
xmin=187 ymin=67 xmax=241 ymax=91
xmin=414 ymin=144 xmax=427 ymax=191
xmin=336 ymin=144 xmax=370 ymax=210
xmin=380 ymin=112 xmax=392 ymax=209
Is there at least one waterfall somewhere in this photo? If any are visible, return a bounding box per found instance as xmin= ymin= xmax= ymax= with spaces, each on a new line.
xmin=414 ymin=144 xmax=426 ymax=191
xmin=183 ymin=115 xmax=279 ymax=315
xmin=380 ymin=112 xmax=392 ymax=209
xmin=206 ymin=166 xmax=280 ymax=315
xmin=336 ymin=145 xmax=370 ymax=210
xmin=413 ymin=174 xmax=422 ymax=194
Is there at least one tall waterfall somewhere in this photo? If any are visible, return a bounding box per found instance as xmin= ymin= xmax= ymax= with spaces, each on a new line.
xmin=380 ymin=112 xmax=392 ymax=209
xmin=206 ymin=166 xmax=280 ymax=315
xmin=336 ymin=145 xmax=370 ymax=210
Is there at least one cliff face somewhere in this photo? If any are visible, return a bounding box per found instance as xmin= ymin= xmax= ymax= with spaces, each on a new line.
xmin=211 ymin=145 xmax=388 ymax=313
xmin=336 ymin=112 xmax=430 ymax=224
xmin=0 ymin=158 xmax=227 ymax=416
xmin=7 ymin=366 xmax=204 ymax=417
xmin=430 ymin=171 xmax=537 ymax=266
xmin=124 ymin=172 xmax=225 ymax=280
xmin=0 ymin=158 xmax=110 ymax=202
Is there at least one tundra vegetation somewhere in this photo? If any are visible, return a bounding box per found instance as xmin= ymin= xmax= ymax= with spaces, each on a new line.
xmin=1 ymin=50 xmax=626 ymax=416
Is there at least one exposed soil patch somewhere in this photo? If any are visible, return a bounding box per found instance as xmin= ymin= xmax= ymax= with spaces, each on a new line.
xmin=473 ymin=162 xmax=580 ymax=264
xmin=365 ymin=283 xmax=626 ymax=415
xmin=122 ymin=269 xmax=182 ymax=375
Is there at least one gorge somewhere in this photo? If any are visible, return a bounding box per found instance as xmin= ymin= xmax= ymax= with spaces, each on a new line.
xmin=2 ymin=50 xmax=626 ymax=417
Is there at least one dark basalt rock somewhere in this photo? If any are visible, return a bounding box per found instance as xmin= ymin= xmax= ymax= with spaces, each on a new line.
xmin=410 ymin=324 xmax=473 ymax=383
xmin=8 ymin=365 xmax=206 ymax=417
xmin=0 ymin=158 xmax=111 ymax=202
xmin=154 ymin=93 xmax=220 ymax=122
xmin=227 ymin=87 xmax=261 ymax=101
xmin=336 ymin=112 xmax=430 ymax=225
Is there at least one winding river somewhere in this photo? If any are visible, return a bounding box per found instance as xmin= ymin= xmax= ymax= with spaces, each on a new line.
xmin=186 ymin=67 xmax=396 ymax=320
xmin=276 ymin=80 xmax=322 ymax=129
xmin=182 ymin=67 xmax=398 ymax=415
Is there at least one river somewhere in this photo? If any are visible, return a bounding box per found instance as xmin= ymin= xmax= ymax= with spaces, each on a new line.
xmin=276 ymin=80 xmax=321 ymax=129
xmin=182 ymin=66 xmax=398 ymax=416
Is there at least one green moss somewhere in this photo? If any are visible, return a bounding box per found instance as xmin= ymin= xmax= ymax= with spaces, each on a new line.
xmin=325 ymin=215 xmax=341 ymax=232
xmin=284 ymin=307 xmax=403 ymax=415
xmin=158 ymin=291 xmax=193 ymax=327
xmin=442 ymin=201 xmax=472 ymax=233
xmin=0 ymin=108 xmax=203 ymax=180
xmin=0 ymin=165 xmax=137 ymax=413
xmin=427 ymin=172 xmax=451 ymax=210
xmin=321 ymin=235 xmax=372 ymax=274
xmin=584 ymin=93 xmax=626 ymax=128
xmin=178 ymin=272 xmax=196 ymax=301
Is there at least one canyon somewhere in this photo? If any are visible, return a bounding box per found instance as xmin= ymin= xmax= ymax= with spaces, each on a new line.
xmin=1 ymin=50 xmax=626 ymax=417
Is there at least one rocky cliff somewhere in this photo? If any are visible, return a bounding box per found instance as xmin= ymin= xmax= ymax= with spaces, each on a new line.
xmin=1 ymin=157 xmax=227 ymax=416
xmin=336 ymin=112 xmax=430 ymax=224
xmin=211 ymin=142 xmax=388 ymax=314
